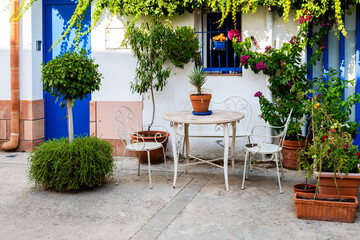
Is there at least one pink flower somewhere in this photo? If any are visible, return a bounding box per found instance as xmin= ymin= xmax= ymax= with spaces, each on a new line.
xmin=256 ymin=61 xmax=267 ymax=70
xmin=240 ymin=55 xmax=250 ymax=65
xmin=254 ymin=91 xmax=263 ymax=97
xmin=228 ymin=29 xmax=241 ymax=41
xmin=331 ymin=129 xmax=335 ymax=133
xmin=265 ymin=46 xmax=271 ymax=52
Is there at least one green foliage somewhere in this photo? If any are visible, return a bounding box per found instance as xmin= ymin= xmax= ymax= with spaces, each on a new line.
xmin=28 ymin=137 xmax=115 ymax=192
xmin=312 ymin=68 xmax=360 ymax=136
xmin=188 ymin=67 xmax=207 ymax=95
xmin=126 ymin=19 xmax=171 ymax=95
xmin=41 ymin=49 xmax=102 ymax=108
xmin=13 ymin=0 xmax=360 ymax=50
xmin=234 ymin=30 xmax=310 ymax=138
xmin=164 ymin=26 xmax=200 ymax=69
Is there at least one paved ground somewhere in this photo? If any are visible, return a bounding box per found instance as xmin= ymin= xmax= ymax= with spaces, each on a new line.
xmin=0 ymin=151 xmax=360 ymax=240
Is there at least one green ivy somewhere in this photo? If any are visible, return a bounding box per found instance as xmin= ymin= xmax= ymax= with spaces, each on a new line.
xmin=12 ymin=1 xmax=360 ymax=49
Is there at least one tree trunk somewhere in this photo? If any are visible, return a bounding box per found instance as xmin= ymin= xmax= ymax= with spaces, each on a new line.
xmin=66 ymin=99 xmax=74 ymax=142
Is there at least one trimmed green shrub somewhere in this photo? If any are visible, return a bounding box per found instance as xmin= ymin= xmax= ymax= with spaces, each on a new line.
xmin=28 ymin=137 xmax=115 ymax=192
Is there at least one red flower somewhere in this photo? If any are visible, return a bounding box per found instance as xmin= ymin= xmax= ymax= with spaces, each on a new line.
xmin=327 ymin=149 xmax=331 ymax=156
xmin=356 ymin=152 xmax=360 ymax=159
xmin=331 ymin=129 xmax=335 ymax=133
xmin=341 ymin=145 xmax=349 ymax=149
xmin=321 ymin=135 xmax=328 ymax=142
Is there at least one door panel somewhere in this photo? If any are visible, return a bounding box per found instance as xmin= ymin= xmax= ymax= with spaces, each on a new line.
xmin=43 ymin=0 xmax=91 ymax=140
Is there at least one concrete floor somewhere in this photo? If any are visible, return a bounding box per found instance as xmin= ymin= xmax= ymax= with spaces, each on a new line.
xmin=0 ymin=151 xmax=359 ymax=240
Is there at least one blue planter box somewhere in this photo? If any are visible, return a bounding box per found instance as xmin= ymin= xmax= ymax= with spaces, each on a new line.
xmin=213 ymin=41 xmax=226 ymax=50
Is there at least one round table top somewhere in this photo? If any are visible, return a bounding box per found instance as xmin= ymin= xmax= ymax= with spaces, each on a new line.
xmin=163 ymin=110 xmax=244 ymax=124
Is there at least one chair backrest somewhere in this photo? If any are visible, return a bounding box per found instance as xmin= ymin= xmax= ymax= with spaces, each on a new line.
xmin=184 ymin=96 xmax=253 ymax=133
xmin=279 ymin=109 xmax=293 ymax=147
xmin=114 ymin=106 xmax=140 ymax=147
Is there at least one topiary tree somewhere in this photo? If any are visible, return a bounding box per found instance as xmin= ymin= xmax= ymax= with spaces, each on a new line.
xmin=41 ymin=49 xmax=102 ymax=141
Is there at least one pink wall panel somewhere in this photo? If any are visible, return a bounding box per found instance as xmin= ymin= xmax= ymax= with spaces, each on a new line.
xmin=96 ymin=101 xmax=143 ymax=139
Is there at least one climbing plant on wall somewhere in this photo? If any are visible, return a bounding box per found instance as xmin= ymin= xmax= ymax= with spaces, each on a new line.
xmin=12 ymin=0 xmax=360 ymax=48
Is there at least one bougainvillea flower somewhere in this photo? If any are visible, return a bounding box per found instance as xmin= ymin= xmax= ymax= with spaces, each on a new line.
xmin=254 ymin=91 xmax=263 ymax=97
xmin=228 ymin=29 xmax=241 ymax=41
xmin=240 ymin=55 xmax=250 ymax=65
xmin=256 ymin=61 xmax=267 ymax=70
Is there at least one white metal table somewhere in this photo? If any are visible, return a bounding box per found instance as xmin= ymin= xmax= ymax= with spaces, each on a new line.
xmin=163 ymin=110 xmax=245 ymax=191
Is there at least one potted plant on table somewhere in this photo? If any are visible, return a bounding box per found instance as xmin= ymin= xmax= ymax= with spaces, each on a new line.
xmin=125 ymin=18 xmax=200 ymax=163
xmin=232 ymin=31 xmax=310 ymax=169
xmin=188 ymin=66 xmax=211 ymax=114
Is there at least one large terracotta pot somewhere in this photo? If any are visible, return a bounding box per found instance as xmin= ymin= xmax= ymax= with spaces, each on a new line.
xmin=281 ymin=139 xmax=307 ymax=170
xmin=294 ymin=192 xmax=358 ymax=223
xmin=189 ymin=94 xmax=212 ymax=113
xmin=314 ymin=171 xmax=360 ymax=197
xmin=130 ymin=131 xmax=169 ymax=164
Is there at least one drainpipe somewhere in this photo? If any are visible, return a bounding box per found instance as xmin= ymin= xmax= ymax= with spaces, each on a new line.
xmin=265 ymin=7 xmax=273 ymax=143
xmin=2 ymin=0 xmax=20 ymax=151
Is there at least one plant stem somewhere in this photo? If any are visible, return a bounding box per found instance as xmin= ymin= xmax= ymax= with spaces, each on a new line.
xmin=148 ymin=80 xmax=155 ymax=136
xmin=66 ymin=99 xmax=74 ymax=142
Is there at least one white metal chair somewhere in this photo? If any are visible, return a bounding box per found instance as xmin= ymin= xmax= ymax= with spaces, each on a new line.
xmin=180 ymin=96 xmax=253 ymax=174
xmin=113 ymin=106 xmax=169 ymax=189
xmin=241 ymin=109 xmax=293 ymax=194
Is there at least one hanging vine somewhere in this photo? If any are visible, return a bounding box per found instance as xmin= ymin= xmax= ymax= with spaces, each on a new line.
xmin=10 ymin=0 xmax=360 ymax=47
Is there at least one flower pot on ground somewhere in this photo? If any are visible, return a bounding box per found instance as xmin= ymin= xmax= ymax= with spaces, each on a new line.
xmin=294 ymin=192 xmax=358 ymax=223
xmin=188 ymin=67 xmax=212 ymax=113
xmin=131 ymin=131 xmax=170 ymax=164
xmin=293 ymin=183 xmax=316 ymax=193
xmin=314 ymin=171 xmax=360 ymax=197
xmin=281 ymin=139 xmax=308 ymax=169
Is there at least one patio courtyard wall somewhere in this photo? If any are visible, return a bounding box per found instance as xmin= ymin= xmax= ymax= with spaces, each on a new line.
xmin=0 ymin=2 xmax=309 ymax=158
xmin=0 ymin=0 xmax=44 ymax=152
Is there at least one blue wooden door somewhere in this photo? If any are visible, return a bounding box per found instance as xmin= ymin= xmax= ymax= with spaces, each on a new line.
xmin=43 ymin=0 xmax=91 ymax=140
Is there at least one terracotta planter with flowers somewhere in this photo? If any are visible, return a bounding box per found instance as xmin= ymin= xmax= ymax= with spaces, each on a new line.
xmin=294 ymin=192 xmax=358 ymax=223
xmin=314 ymin=171 xmax=360 ymax=197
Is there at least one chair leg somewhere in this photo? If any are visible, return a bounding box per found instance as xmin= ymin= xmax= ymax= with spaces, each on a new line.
xmin=241 ymin=150 xmax=249 ymax=190
xmin=279 ymin=152 xmax=285 ymax=180
xmin=247 ymin=153 xmax=252 ymax=176
xmin=274 ymin=153 xmax=283 ymax=194
xmin=137 ymin=152 xmax=141 ymax=176
xmin=116 ymin=149 xmax=127 ymax=185
xmin=147 ymin=150 xmax=152 ymax=189
xmin=162 ymin=146 xmax=170 ymax=181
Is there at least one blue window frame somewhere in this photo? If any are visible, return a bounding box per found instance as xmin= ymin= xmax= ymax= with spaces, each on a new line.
xmin=196 ymin=12 xmax=242 ymax=74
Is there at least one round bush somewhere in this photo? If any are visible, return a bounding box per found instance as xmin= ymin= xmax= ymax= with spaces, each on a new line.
xmin=28 ymin=137 xmax=115 ymax=192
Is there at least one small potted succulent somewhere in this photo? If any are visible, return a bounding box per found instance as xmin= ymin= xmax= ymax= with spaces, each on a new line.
xmin=188 ymin=66 xmax=211 ymax=114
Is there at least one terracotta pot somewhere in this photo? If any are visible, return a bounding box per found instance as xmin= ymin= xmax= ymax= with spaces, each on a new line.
xmin=281 ymin=139 xmax=307 ymax=170
xmin=294 ymin=192 xmax=358 ymax=223
xmin=189 ymin=94 xmax=212 ymax=113
xmin=293 ymin=183 xmax=316 ymax=193
xmin=314 ymin=171 xmax=360 ymax=197
xmin=130 ymin=131 xmax=169 ymax=165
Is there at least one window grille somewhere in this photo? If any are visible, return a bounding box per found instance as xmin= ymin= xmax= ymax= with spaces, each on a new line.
xmin=196 ymin=12 xmax=241 ymax=74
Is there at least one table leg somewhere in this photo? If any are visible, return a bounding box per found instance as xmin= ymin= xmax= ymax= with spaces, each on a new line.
xmin=231 ymin=122 xmax=236 ymax=175
xmin=184 ymin=124 xmax=189 ymax=174
xmin=223 ymin=123 xmax=229 ymax=191
xmin=170 ymin=122 xmax=179 ymax=189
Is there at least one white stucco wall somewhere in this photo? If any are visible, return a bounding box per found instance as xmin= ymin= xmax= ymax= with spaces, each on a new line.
xmin=90 ymin=6 xmax=301 ymax=158
xmin=0 ymin=0 xmax=11 ymax=100
xmin=0 ymin=0 xmax=43 ymax=101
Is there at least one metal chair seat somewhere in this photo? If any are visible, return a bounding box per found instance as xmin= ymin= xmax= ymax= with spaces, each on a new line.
xmin=126 ymin=142 xmax=163 ymax=152
xmin=245 ymin=143 xmax=282 ymax=155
